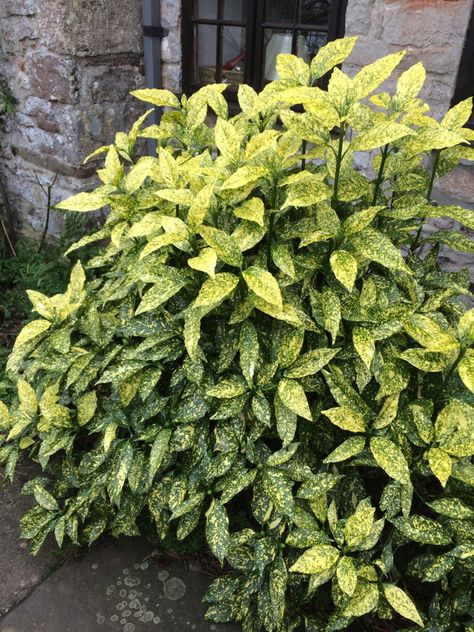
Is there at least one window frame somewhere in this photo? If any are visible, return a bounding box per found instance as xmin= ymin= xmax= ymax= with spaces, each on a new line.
xmin=182 ymin=0 xmax=348 ymax=97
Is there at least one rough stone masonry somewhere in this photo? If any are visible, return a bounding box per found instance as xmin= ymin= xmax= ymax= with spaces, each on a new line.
xmin=0 ymin=0 xmax=181 ymax=236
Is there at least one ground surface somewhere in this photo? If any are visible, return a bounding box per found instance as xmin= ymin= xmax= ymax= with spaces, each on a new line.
xmin=0 ymin=465 xmax=239 ymax=632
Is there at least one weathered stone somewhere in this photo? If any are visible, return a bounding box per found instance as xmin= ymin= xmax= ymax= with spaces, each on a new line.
xmin=161 ymin=0 xmax=181 ymax=28
xmin=162 ymin=62 xmax=182 ymax=94
xmin=437 ymin=165 xmax=474 ymax=205
xmin=1 ymin=0 xmax=37 ymax=17
xmin=345 ymin=0 xmax=376 ymax=36
xmin=162 ymin=29 xmax=182 ymax=64
xmin=26 ymin=49 xmax=77 ymax=103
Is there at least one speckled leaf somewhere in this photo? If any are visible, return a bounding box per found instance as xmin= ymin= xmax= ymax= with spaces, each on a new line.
xmin=337 ymin=556 xmax=358 ymax=596
xmin=207 ymin=376 xmax=248 ymax=398
xmin=404 ymin=314 xmax=459 ymax=352
xmin=252 ymin=393 xmax=271 ymax=426
xmin=290 ymin=544 xmax=339 ymax=574
xmin=276 ymin=53 xmax=310 ymax=84
xmin=148 ymin=429 xmax=171 ymax=485
xmin=330 ymin=250 xmax=357 ymax=292
xmin=233 ymin=198 xmax=265 ymax=226
xmin=352 ymin=122 xmax=413 ymax=151
xmin=33 ymin=485 xmax=59 ymax=512
xmin=263 ymin=468 xmax=294 ymax=518
xmin=193 ymin=273 xmax=239 ymax=309
xmin=458 ymin=307 xmax=474 ymax=345
xmin=383 ymin=584 xmax=423 ymax=627
xmin=269 ymin=556 xmax=287 ymax=623
xmin=239 ymin=321 xmax=259 ymax=385
xmin=352 ymin=51 xmax=404 ymax=99
xmin=108 ymin=442 xmax=134 ymax=504
xmin=278 ymin=378 xmax=312 ymax=421
xmin=243 ymin=266 xmax=282 ymax=308
xmin=424 ymin=229 xmax=474 ymax=254
xmin=283 ymin=177 xmax=332 ymax=209
xmin=103 ymin=423 xmax=117 ymax=452
xmin=55 ymin=190 xmax=108 ymax=212
xmin=322 ymin=406 xmax=365 ymax=433
xmin=131 ymin=88 xmax=180 ymax=108
xmin=271 ymin=242 xmax=296 ymax=278
xmin=350 ymin=228 xmax=410 ymax=273
xmin=77 ymin=391 xmax=97 ymax=426
xmin=343 ymin=580 xmax=379 ymax=618
xmin=184 ymin=311 xmax=201 ymax=360
xmin=206 ymin=499 xmax=230 ymax=565
xmin=321 ymin=288 xmax=341 ymax=344
xmin=54 ymin=516 xmax=66 ymax=547
xmin=221 ymin=469 xmax=257 ymax=504
xmin=395 ymin=62 xmax=425 ymax=102
xmin=135 ymin=272 xmax=188 ymax=315
xmin=274 ymin=394 xmax=297 ymax=446
xmin=17 ymin=379 xmax=37 ymax=417
xmin=342 ymin=206 xmax=384 ymax=235
xmin=284 ymin=347 xmax=339 ymax=379
xmin=344 ymin=504 xmax=375 ymax=548
xmin=324 ymin=436 xmax=365 ymax=463
xmin=198 ymin=226 xmax=242 ymax=267
xmin=310 ymin=36 xmax=357 ymax=80
xmin=13 ymin=319 xmax=51 ymax=350
xmin=391 ymin=515 xmax=451 ymax=545
xmin=374 ymin=394 xmax=399 ymax=429
xmin=427 ymin=497 xmax=473 ymax=519
xmin=458 ymin=350 xmax=474 ymax=393
xmin=188 ymin=183 xmax=214 ymax=228
xmin=188 ymin=248 xmax=217 ymax=277
xmin=370 ymin=437 xmax=410 ymax=484
xmin=353 ymin=327 xmax=375 ymax=370
xmin=220 ymin=166 xmax=266 ymax=190
xmin=426 ymin=447 xmax=452 ymax=487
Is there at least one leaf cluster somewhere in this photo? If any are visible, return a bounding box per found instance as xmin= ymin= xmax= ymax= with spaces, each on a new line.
xmin=1 ymin=37 xmax=474 ymax=631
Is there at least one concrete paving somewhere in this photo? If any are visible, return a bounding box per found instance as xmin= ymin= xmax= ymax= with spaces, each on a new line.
xmin=0 ymin=463 xmax=62 ymax=617
xmin=0 ymin=536 xmax=240 ymax=632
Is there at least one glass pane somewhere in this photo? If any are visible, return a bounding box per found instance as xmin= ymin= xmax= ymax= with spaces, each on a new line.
xmin=301 ymin=0 xmax=331 ymax=24
xmin=263 ymin=29 xmax=294 ymax=82
xmin=223 ymin=0 xmax=246 ymax=21
xmin=297 ymin=31 xmax=328 ymax=62
xmin=194 ymin=0 xmax=218 ymax=19
xmin=265 ymin=0 xmax=295 ymax=24
xmin=222 ymin=26 xmax=245 ymax=86
xmin=195 ymin=24 xmax=218 ymax=84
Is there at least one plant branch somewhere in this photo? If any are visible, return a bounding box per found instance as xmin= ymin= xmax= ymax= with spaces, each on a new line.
xmin=410 ymin=149 xmax=440 ymax=252
xmin=372 ymin=144 xmax=390 ymax=205
xmin=36 ymin=171 xmax=58 ymax=253
xmin=332 ymin=125 xmax=345 ymax=208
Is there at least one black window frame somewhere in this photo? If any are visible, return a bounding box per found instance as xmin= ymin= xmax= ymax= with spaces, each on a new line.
xmin=182 ymin=0 xmax=348 ymax=97
xmin=452 ymin=5 xmax=474 ymax=130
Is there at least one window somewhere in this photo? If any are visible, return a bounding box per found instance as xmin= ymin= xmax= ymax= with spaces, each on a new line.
xmin=182 ymin=0 xmax=348 ymax=96
xmin=452 ymin=7 xmax=474 ymax=129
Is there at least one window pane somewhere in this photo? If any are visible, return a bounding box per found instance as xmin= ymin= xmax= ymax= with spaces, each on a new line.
xmin=194 ymin=0 xmax=218 ymax=19
xmin=223 ymin=0 xmax=246 ymax=21
xmin=297 ymin=30 xmax=328 ymax=62
xmin=222 ymin=26 xmax=245 ymax=86
xmin=300 ymin=0 xmax=331 ymax=24
xmin=263 ymin=29 xmax=294 ymax=81
xmin=195 ymin=24 xmax=218 ymax=84
xmin=265 ymin=0 xmax=295 ymax=24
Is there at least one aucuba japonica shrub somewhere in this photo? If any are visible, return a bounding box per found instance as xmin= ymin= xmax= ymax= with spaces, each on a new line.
xmin=1 ymin=36 xmax=474 ymax=631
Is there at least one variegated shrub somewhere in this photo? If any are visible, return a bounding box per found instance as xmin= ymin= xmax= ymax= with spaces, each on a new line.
xmin=1 ymin=37 xmax=474 ymax=631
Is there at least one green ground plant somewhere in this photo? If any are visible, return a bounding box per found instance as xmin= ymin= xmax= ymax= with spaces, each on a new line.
xmin=1 ymin=37 xmax=474 ymax=631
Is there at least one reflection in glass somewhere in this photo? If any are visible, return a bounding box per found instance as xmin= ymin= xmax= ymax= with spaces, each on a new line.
xmin=297 ymin=30 xmax=328 ymax=61
xmin=223 ymin=0 xmax=246 ymax=21
xmin=265 ymin=0 xmax=295 ymax=24
xmin=195 ymin=24 xmax=217 ymax=84
xmin=222 ymin=26 xmax=246 ymax=86
xmin=194 ymin=0 xmax=218 ymax=19
xmin=264 ymin=29 xmax=294 ymax=81
xmin=301 ymin=0 xmax=332 ymax=24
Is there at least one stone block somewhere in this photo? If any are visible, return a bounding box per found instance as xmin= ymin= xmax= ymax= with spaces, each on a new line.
xmin=437 ymin=165 xmax=474 ymax=204
xmin=1 ymin=0 xmax=37 ymax=17
xmin=161 ymin=0 xmax=181 ymax=28
xmin=162 ymin=62 xmax=181 ymax=93
xmin=26 ymin=49 xmax=77 ymax=104
xmin=345 ymin=0 xmax=376 ymax=36
xmin=0 ymin=15 xmax=38 ymax=49
xmin=78 ymin=62 xmax=143 ymax=105
xmin=161 ymin=28 xmax=181 ymax=64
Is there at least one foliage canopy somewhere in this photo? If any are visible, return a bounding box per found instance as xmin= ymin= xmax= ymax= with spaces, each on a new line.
xmin=1 ymin=37 xmax=474 ymax=631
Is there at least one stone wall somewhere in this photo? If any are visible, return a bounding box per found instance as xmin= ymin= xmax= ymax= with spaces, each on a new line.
xmin=0 ymin=0 xmax=183 ymax=237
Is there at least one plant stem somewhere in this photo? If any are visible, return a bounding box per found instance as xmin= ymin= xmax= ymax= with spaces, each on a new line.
xmin=410 ymin=149 xmax=440 ymax=252
xmin=301 ymin=139 xmax=307 ymax=172
xmin=332 ymin=125 xmax=345 ymax=208
xmin=372 ymin=144 xmax=390 ymax=205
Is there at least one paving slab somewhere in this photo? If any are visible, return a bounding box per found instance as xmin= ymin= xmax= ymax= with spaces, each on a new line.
xmin=0 ymin=536 xmax=241 ymax=632
xmin=0 ymin=462 xmax=63 ymax=616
